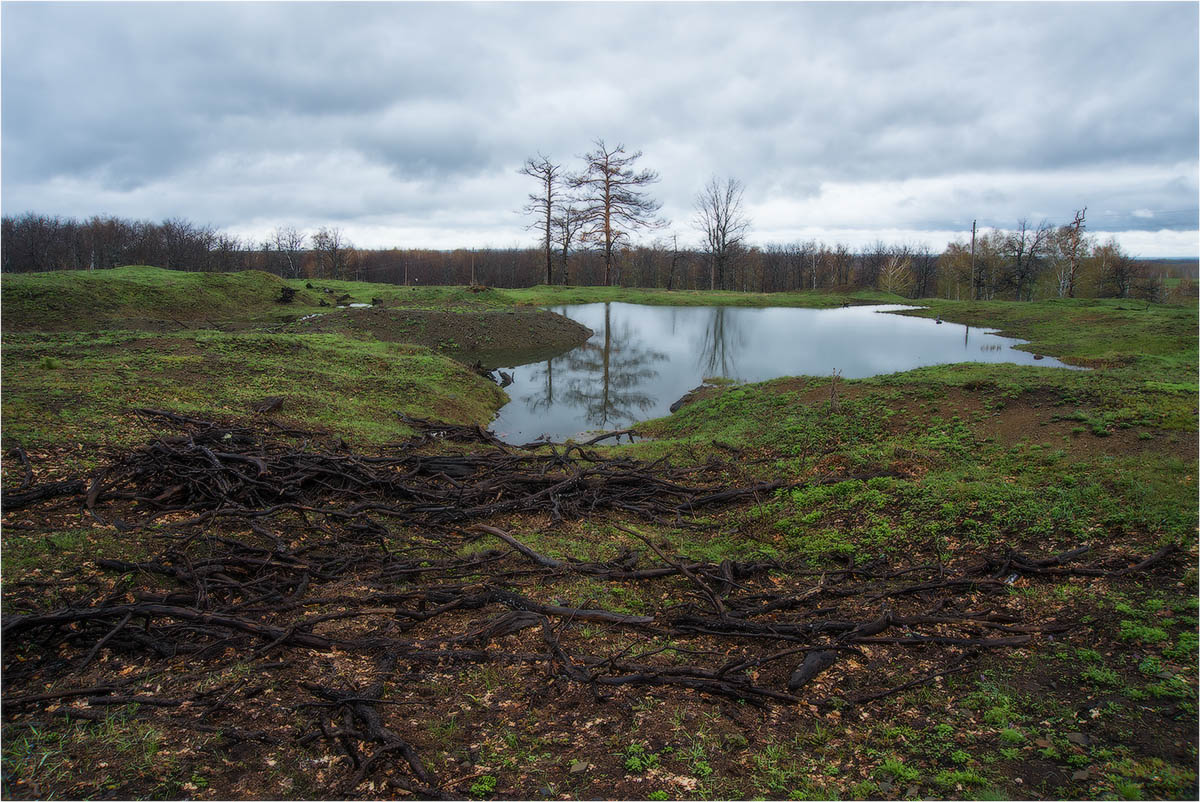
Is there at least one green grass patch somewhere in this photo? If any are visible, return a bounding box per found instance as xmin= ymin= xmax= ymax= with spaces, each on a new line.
xmin=3 ymin=265 xmax=323 ymax=330
xmin=1 ymin=329 xmax=505 ymax=451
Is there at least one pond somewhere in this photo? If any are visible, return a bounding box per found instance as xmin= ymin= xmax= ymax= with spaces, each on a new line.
xmin=488 ymin=302 xmax=1079 ymax=443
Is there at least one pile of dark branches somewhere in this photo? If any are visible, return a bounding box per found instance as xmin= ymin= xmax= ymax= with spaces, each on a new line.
xmin=1 ymin=411 xmax=1179 ymax=798
xmin=3 ymin=409 xmax=806 ymax=529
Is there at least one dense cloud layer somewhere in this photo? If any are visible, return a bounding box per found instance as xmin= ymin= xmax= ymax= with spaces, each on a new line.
xmin=3 ymin=2 xmax=1197 ymax=255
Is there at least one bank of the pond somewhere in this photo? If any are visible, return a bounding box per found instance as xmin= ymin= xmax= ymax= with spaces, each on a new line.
xmin=0 ymin=330 xmax=507 ymax=455
xmin=2 ymin=265 xmax=326 ymax=330
xmin=285 ymin=305 xmax=593 ymax=367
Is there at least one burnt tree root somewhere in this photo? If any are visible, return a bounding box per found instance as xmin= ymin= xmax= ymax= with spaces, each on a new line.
xmin=1 ymin=413 xmax=1183 ymax=797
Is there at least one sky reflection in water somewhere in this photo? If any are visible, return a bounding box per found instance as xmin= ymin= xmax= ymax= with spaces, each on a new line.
xmin=489 ymin=303 xmax=1078 ymax=443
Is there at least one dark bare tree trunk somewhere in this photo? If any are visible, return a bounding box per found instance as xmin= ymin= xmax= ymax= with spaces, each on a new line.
xmin=1060 ymin=207 xmax=1087 ymax=298
xmin=694 ymin=176 xmax=751 ymax=291
xmin=667 ymin=234 xmax=680 ymax=291
xmin=553 ymin=204 xmax=583 ymax=285
xmin=1002 ymin=219 xmax=1053 ymax=301
xmin=519 ymin=154 xmax=561 ymax=286
xmin=570 ymin=139 xmax=665 ymax=286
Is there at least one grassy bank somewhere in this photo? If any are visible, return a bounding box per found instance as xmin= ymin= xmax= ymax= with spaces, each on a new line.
xmin=1 ymin=266 xmax=1196 ymax=801
xmin=2 ymin=266 xmax=324 ymax=330
xmin=900 ymin=297 xmax=1197 ymax=383
xmin=1 ymin=330 xmax=506 ymax=455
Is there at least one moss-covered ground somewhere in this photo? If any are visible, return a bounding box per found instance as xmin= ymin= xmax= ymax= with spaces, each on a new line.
xmin=1 ymin=267 xmax=1196 ymax=800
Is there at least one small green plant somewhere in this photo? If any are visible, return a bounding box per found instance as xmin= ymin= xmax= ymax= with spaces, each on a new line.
xmin=724 ymin=732 xmax=750 ymax=750
xmin=1164 ymin=630 xmax=1198 ymax=661
xmin=982 ymin=705 xmax=1013 ymax=726
xmin=1138 ymin=655 xmax=1164 ymax=675
xmin=876 ymin=758 xmax=920 ymax=783
xmin=849 ymin=781 xmax=877 ymax=798
xmin=1145 ymin=676 xmax=1192 ymax=699
xmin=469 ymin=774 xmax=497 ymax=798
xmin=1113 ymin=779 xmax=1144 ymax=800
xmin=998 ymin=729 xmax=1024 ymax=744
xmin=932 ymin=768 xmax=988 ymax=789
xmin=427 ymin=715 xmax=461 ymax=746
xmin=623 ymin=743 xmax=659 ymax=774
xmin=752 ymin=742 xmax=799 ymax=791
xmin=37 ymin=356 xmax=62 ymax=370
xmin=1119 ymin=620 xmax=1169 ymax=644
xmin=648 ymin=791 xmax=670 ymax=801
xmin=1080 ymin=665 xmax=1122 ymax=687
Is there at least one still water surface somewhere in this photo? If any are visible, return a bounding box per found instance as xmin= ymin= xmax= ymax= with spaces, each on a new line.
xmin=489 ymin=303 xmax=1078 ymax=443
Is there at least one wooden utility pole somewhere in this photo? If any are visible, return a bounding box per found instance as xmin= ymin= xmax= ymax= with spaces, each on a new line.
xmin=970 ymin=219 xmax=977 ymax=300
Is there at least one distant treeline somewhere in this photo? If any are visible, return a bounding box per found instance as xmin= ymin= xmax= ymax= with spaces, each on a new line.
xmin=2 ymin=212 xmax=1196 ymax=303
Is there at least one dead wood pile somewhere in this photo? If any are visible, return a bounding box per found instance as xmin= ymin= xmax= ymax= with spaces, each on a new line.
xmin=0 ymin=410 xmax=1178 ymax=798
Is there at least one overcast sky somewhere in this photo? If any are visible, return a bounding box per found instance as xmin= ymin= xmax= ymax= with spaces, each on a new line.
xmin=3 ymin=1 xmax=1198 ymax=256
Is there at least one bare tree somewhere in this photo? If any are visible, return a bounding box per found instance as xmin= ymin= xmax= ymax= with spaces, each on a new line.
xmin=268 ymin=226 xmax=307 ymax=278
xmin=519 ymin=153 xmax=562 ymax=286
xmin=972 ymin=229 xmax=1005 ymax=300
xmin=797 ymin=241 xmax=820 ymax=290
xmin=831 ymin=243 xmax=853 ymax=287
xmin=551 ymin=203 xmax=584 ymax=285
xmin=909 ymin=244 xmax=939 ymax=298
xmin=162 ymin=217 xmax=206 ymax=271
xmin=759 ymin=243 xmax=788 ymax=292
xmin=311 ymin=226 xmax=349 ymax=280
xmin=570 ymin=139 xmax=665 ymax=286
xmin=1053 ymin=207 xmax=1088 ymax=298
xmin=693 ymin=176 xmax=751 ymax=291
xmin=879 ymin=250 xmax=913 ymax=296
xmin=665 ymin=234 xmax=683 ymax=290
xmin=629 ymin=239 xmax=668 ymax=288
xmin=1094 ymin=237 xmax=1139 ymax=298
xmin=856 ymin=240 xmax=890 ymax=289
xmin=211 ymin=233 xmax=244 ymax=273
xmin=938 ymin=240 xmax=971 ymax=300
xmin=1001 ymin=219 xmax=1053 ymax=300
xmin=83 ymin=216 xmax=132 ymax=271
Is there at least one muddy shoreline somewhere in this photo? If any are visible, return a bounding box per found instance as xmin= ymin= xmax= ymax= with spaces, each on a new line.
xmin=290 ymin=306 xmax=593 ymax=368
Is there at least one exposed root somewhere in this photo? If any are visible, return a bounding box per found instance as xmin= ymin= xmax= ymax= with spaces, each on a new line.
xmin=1 ymin=413 xmax=1183 ymax=796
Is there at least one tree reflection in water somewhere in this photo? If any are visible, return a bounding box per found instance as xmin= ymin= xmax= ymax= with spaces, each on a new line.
xmin=525 ymin=302 xmax=666 ymax=430
xmin=497 ymin=302 xmax=1080 ymax=443
xmin=522 ymin=357 xmax=560 ymax=417
xmin=694 ymin=305 xmax=747 ymax=378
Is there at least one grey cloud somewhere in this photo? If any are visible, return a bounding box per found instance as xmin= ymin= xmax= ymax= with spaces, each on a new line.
xmin=2 ymin=2 xmax=519 ymax=186
xmin=2 ymin=2 xmax=1196 ymax=252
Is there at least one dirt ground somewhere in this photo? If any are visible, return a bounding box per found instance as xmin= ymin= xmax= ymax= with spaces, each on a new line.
xmin=290 ymin=307 xmax=593 ymax=367
xmin=2 ymin=400 xmax=1195 ymax=801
